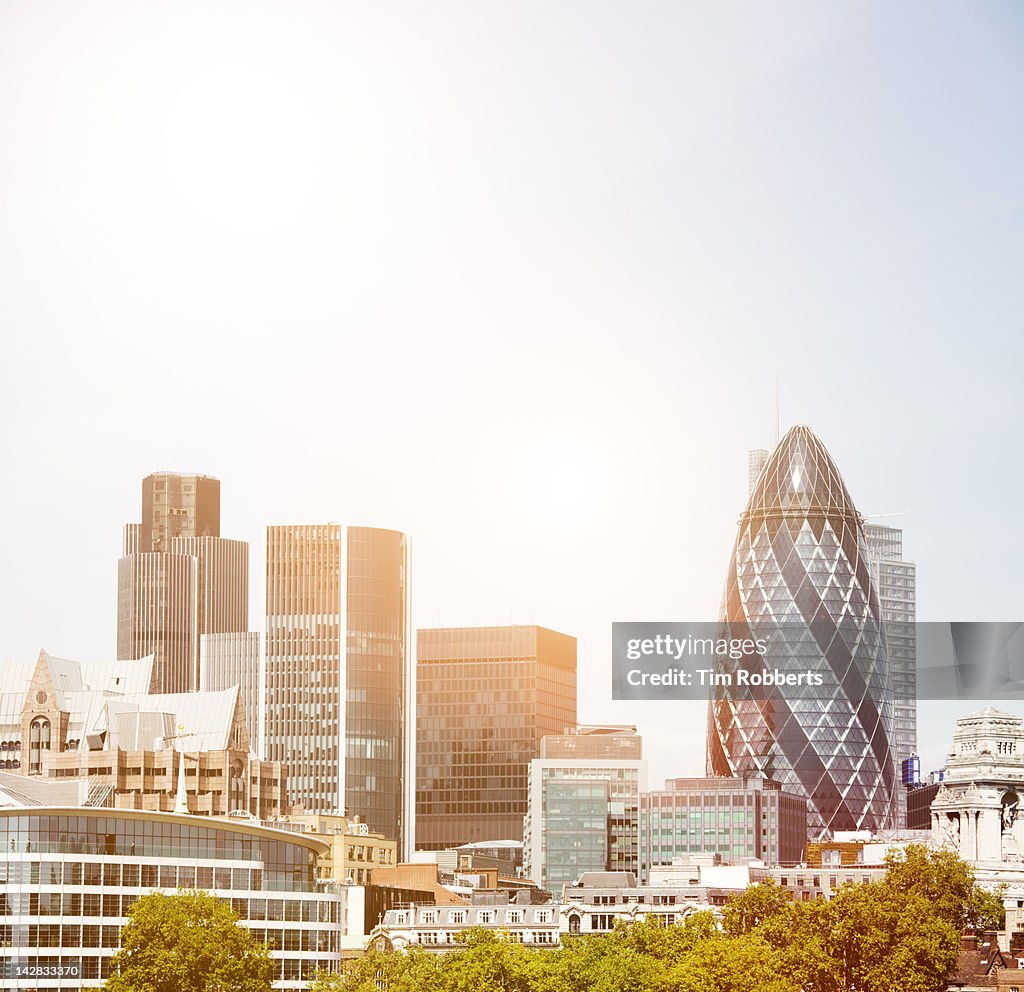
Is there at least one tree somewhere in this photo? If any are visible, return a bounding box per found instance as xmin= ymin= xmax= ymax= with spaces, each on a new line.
xmin=722 ymin=878 xmax=791 ymax=936
xmin=970 ymin=882 xmax=1007 ymax=931
xmin=106 ymin=890 xmax=273 ymax=992
xmin=881 ymin=843 xmax=979 ymax=930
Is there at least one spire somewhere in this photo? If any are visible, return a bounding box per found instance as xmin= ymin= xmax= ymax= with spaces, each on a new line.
xmin=174 ymin=750 xmax=189 ymax=814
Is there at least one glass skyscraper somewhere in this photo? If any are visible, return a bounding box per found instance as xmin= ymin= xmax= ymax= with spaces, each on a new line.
xmin=864 ymin=522 xmax=917 ymax=830
xmin=415 ymin=625 xmax=577 ymax=851
xmin=264 ymin=525 xmax=412 ymax=856
xmin=707 ymin=425 xmax=896 ymax=837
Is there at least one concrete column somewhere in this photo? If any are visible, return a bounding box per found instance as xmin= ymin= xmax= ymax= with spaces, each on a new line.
xmin=978 ymin=808 xmax=999 ymax=861
xmin=958 ymin=810 xmax=974 ymax=864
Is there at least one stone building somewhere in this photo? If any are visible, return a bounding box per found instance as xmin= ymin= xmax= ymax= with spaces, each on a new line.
xmin=930 ymin=707 xmax=1024 ymax=867
xmin=2 ymin=649 xmax=288 ymax=818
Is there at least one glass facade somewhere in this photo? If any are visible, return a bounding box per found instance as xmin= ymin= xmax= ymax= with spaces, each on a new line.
xmin=265 ymin=525 xmax=411 ymax=852
xmin=0 ymin=808 xmax=344 ymax=990
xmin=344 ymin=527 xmax=409 ymax=849
xmin=640 ymin=777 xmax=807 ymax=878
xmin=864 ymin=523 xmax=917 ymax=831
xmin=415 ymin=626 xmax=577 ymax=850
xmin=707 ymin=425 xmax=897 ymax=837
xmin=524 ymin=760 xmax=643 ymax=893
xmin=540 ymin=779 xmax=609 ymax=892
xmin=200 ymin=631 xmax=263 ymax=756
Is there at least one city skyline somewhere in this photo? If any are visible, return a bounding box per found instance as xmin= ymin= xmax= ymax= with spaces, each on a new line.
xmin=2 ymin=1 xmax=1022 ymax=794
xmin=0 ymin=445 xmax=1009 ymax=794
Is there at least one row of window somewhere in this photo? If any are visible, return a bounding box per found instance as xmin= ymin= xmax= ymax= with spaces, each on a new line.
xmin=0 ymin=862 xmax=257 ymax=891
xmin=396 ymin=909 xmax=554 ymax=926
xmin=412 ymin=930 xmax=556 ymax=945
xmin=0 ymin=892 xmax=337 ymax=924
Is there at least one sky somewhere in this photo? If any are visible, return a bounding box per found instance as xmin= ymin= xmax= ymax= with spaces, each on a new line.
xmin=1 ymin=1 xmax=1022 ymax=787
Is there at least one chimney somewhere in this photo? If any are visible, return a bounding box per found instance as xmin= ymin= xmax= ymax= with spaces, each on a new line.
xmin=1010 ymin=930 xmax=1024 ymax=956
xmin=962 ymin=931 xmax=978 ymax=951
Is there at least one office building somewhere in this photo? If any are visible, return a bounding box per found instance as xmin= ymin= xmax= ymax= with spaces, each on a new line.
xmin=140 ymin=472 xmax=220 ymax=551
xmin=4 ymin=649 xmax=288 ymax=818
xmin=523 ymin=726 xmax=646 ymax=894
xmin=707 ymin=425 xmax=897 ymax=837
xmin=748 ymin=447 xmax=770 ymax=496
xmin=116 ymin=550 xmax=199 ymax=694
xmin=0 ymin=806 xmax=352 ymax=989
xmin=117 ymin=473 xmax=249 ymax=694
xmin=864 ymin=522 xmax=917 ymax=830
xmin=201 ymin=632 xmax=262 ymax=756
xmin=416 ymin=625 xmax=577 ymax=851
xmin=641 ymin=776 xmax=807 ymax=877
xmin=264 ymin=525 xmax=412 ymax=854
xmin=906 ymin=780 xmax=941 ymax=830
xmin=278 ymin=812 xmax=397 ymax=886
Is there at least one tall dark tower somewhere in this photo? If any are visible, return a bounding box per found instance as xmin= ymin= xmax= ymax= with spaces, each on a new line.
xmin=707 ymin=425 xmax=896 ymax=837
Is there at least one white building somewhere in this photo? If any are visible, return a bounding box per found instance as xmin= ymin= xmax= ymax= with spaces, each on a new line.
xmin=931 ymin=707 xmax=1024 ymax=871
xmin=0 ymin=805 xmax=357 ymax=990
xmin=369 ymin=891 xmax=559 ymax=952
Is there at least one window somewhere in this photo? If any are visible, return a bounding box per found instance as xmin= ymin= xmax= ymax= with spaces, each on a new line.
xmin=29 ymin=719 xmax=51 ymax=773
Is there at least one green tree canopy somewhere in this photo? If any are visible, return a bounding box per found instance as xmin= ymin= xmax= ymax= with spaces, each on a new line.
xmin=315 ymin=847 xmax=985 ymax=992
xmin=106 ymin=889 xmax=273 ymax=992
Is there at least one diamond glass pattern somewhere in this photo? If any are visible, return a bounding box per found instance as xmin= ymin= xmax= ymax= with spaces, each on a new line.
xmin=706 ymin=426 xmax=896 ymax=837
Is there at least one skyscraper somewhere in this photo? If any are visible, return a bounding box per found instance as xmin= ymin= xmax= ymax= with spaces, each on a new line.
xmin=707 ymin=425 xmax=897 ymax=837
xmin=117 ymin=473 xmax=248 ymax=694
xmin=117 ymin=549 xmax=198 ymax=694
xmin=200 ymin=631 xmax=263 ymax=756
xmin=864 ymin=522 xmax=917 ymax=830
xmin=416 ymin=625 xmax=577 ymax=851
xmin=264 ymin=524 xmax=412 ymax=854
xmin=140 ymin=472 xmax=220 ymax=552
xmin=748 ymin=448 xmax=770 ymax=496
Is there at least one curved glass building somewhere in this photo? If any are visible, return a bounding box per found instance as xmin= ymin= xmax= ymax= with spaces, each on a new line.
xmin=706 ymin=425 xmax=896 ymax=837
xmin=0 ymin=807 xmax=346 ymax=990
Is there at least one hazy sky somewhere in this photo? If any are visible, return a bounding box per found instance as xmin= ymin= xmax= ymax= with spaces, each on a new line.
xmin=1 ymin=1 xmax=1022 ymax=786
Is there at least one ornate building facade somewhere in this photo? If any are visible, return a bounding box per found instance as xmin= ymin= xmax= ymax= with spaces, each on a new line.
xmin=931 ymin=707 xmax=1024 ymax=866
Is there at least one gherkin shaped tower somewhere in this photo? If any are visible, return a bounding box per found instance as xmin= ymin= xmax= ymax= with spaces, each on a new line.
xmin=707 ymin=425 xmax=896 ymax=837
